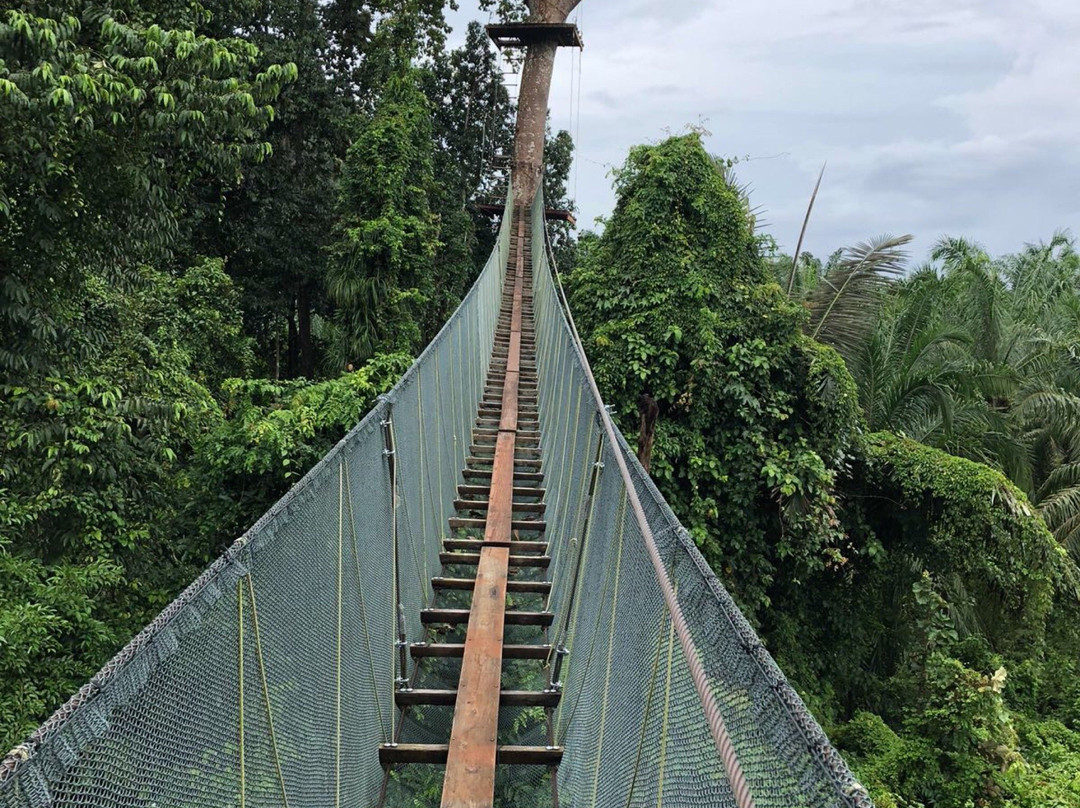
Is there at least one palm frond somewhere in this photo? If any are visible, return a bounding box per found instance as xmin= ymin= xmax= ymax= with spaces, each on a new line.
xmin=787 ymin=163 xmax=826 ymax=296
xmin=1037 ymin=484 xmax=1080 ymax=530
xmin=806 ymin=234 xmax=912 ymax=359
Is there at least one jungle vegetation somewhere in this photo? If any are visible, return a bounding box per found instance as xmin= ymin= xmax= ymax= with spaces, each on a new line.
xmin=569 ymin=133 xmax=1080 ymax=808
xmin=0 ymin=0 xmax=573 ymax=750
xmin=5 ymin=3 xmax=1080 ymax=807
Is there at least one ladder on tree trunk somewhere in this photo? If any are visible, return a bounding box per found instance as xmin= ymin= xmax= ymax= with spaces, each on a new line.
xmin=379 ymin=208 xmax=561 ymax=807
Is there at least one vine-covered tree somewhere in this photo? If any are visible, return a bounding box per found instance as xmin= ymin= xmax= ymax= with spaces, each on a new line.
xmin=570 ymin=133 xmax=858 ymax=610
xmin=327 ymin=68 xmax=440 ymax=367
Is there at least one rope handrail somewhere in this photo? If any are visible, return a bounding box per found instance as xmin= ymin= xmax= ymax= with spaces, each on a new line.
xmin=531 ymin=188 xmax=757 ymax=808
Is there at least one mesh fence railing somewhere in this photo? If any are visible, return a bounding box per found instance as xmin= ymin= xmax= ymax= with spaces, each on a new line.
xmin=529 ymin=187 xmax=873 ymax=808
xmin=1 ymin=180 xmax=872 ymax=808
xmin=0 ymin=193 xmax=514 ymax=808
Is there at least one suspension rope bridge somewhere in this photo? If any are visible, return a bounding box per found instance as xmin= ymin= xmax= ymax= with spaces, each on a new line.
xmin=0 ymin=185 xmax=873 ymax=807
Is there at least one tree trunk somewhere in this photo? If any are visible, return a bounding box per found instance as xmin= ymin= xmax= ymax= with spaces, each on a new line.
xmin=296 ymin=286 xmax=314 ymax=378
xmin=511 ymin=0 xmax=582 ymax=205
xmin=637 ymin=393 xmax=659 ymax=473
xmin=286 ymin=308 xmax=298 ymax=378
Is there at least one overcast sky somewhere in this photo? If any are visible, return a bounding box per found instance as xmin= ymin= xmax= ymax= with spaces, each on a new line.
xmin=450 ymin=0 xmax=1080 ymax=264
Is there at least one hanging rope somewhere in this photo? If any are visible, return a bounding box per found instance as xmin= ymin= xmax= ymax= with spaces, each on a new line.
xmin=625 ymin=605 xmax=669 ymax=807
xmin=335 ymin=463 xmax=344 ymax=808
xmin=244 ymin=575 xmax=291 ymax=808
xmin=236 ymin=579 xmax=246 ymax=808
xmin=657 ymin=613 xmax=677 ymax=807
xmin=344 ymin=458 xmax=389 ymax=742
xmin=543 ymin=201 xmax=759 ymax=808
xmin=381 ymin=408 xmax=400 ymax=741
xmin=587 ymin=490 xmax=627 ymax=807
xmin=556 ymin=490 xmax=628 ymax=746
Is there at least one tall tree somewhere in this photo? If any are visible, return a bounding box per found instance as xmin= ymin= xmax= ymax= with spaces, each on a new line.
xmin=195 ymin=0 xmax=341 ymax=379
xmin=483 ymin=0 xmax=582 ymax=204
xmin=423 ymin=21 xmax=515 ymax=319
xmin=326 ymin=68 xmax=439 ymax=367
xmin=570 ymin=133 xmax=858 ymax=610
xmin=0 ymin=3 xmax=292 ymax=378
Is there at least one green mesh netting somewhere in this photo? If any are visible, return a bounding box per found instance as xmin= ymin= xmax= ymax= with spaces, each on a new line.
xmin=0 ymin=186 xmax=871 ymax=808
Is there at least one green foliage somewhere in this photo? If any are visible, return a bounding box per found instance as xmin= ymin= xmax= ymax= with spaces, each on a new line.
xmin=189 ymin=353 xmax=410 ymax=545
xmin=0 ymin=0 xmax=530 ymax=753
xmin=0 ymin=257 xmax=251 ymax=749
xmin=543 ymin=127 xmax=577 ymax=270
xmin=0 ymin=2 xmax=294 ymax=376
xmin=421 ymin=21 xmax=513 ymax=325
xmin=194 ymin=0 xmax=342 ymax=378
xmin=569 ymin=133 xmax=860 ymax=610
xmin=327 ymin=69 xmax=439 ymax=367
xmin=0 ymin=552 xmax=123 ymax=750
xmin=858 ymin=432 xmax=1064 ymax=650
xmin=570 ymin=133 xmax=1080 ymax=808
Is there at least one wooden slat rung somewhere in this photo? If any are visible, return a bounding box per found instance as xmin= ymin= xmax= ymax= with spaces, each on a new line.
xmin=421 ymin=608 xmax=554 ymax=625
xmin=442 ymin=539 xmax=548 ymax=553
xmin=431 ymin=577 xmax=551 ymax=593
xmin=453 ymin=499 xmax=546 ymax=513
xmin=448 ymin=517 xmax=546 ymax=532
xmin=380 ymin=744 xmax=562 ymax=767
xmin=395 ymin=689 xmax=561 ymax=707
xmin=410 ymin=642 xmax=551 ymax=659
xmin=439 ymin=550 xmax=550 ymax=567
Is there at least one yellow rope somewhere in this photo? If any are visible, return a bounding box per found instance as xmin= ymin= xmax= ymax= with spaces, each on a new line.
xmin=657 ymin=612 xmax=677 ymax=807
xmin=563 ymin=385 xmax=586 ymax=531
xmin=588 ymin=490 xmax=627 ymax=806
xmin=237 ymin=579 xmax=245 ymax=808
xmin=434 ymin=360 xmax=446 ymax=562
xmin=547 ymin=430 xmax=602 ymax=663
xmin=625 ymin=605 xmax=668 ymax=807
xmin=335 ymin=463 xmax=344 ymax=808
xmin=245 ymin=575 xmax=291 ymax=808
xmin=344 ymin=458 xmax=389 ymax=742
xmin=416 ymin=375 xmax=428 ymax=560
xmin=555 ymin=492 xmax=625 ymax=745
xmin=389 ymin=416 xmax=426 ymax=602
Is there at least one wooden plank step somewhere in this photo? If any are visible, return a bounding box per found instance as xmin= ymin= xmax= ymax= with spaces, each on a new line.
xmin=476 ymin=418 xmax=539 ymax=428
xmin=490 ymin=361 xmax=537 ymax=370
xmin=432 ymin=577 xmax=551 ymax=594
xmin=463 ymin=457 xmax=542 ymax=471
xmin=439 ymin=552 xmax=550 ymax=568
xmin=480 ymin=404 xmax=538 ymax=415
xmin=395 ymin=689 xmax=561 ymax=707
xmin=473 ymin=434 xmax=541 ymax=448
xmin=462 ymin=468 xmax=543 ymax=482
xmin=448 ymin=517 xmax=546 ymax=532
xmin=453 ymin=499 xmax=546 ymax=513
xmin=487 ymin=368 xmax=537 ymax=377
xmin=421 ymin=608 xmax=554 ymax=626
xmin=443 ymin=538 xmax=548 ymax=553
xmin=457 ymin=485 xmax=545 ymax=498
xmin=381 ymin=744 xmax=562 ymax=767
xmin=475 ymin=410 xmax=538 ymax=421
xmin=473 ymin=425 xmax=540 ymax=435
xmin=411 ymin=642 xmax=551 ymax=659
xmin=483 ymin=393 xmax=538 ymax=403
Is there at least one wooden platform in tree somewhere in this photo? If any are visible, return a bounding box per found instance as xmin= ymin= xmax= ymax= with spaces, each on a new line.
xmin=486 ymin=23 xmax=583 ymax=49
xmin=475 ymin=202 xmax=576 ymax=226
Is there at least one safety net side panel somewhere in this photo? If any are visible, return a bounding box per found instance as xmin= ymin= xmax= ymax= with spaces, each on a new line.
xmin=529 ymin=187 xmax=873 ymax=808
xmin=0 ymin=195 xmax=516 ymax=808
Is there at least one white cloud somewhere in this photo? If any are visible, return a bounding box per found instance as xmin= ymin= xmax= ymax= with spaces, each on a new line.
xmin=450 ymin=0 xmax=1080 ymax=260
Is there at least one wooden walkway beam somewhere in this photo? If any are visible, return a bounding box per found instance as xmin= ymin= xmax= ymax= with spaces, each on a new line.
xmin=440 ymin=213 xmax=529 ymax=808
